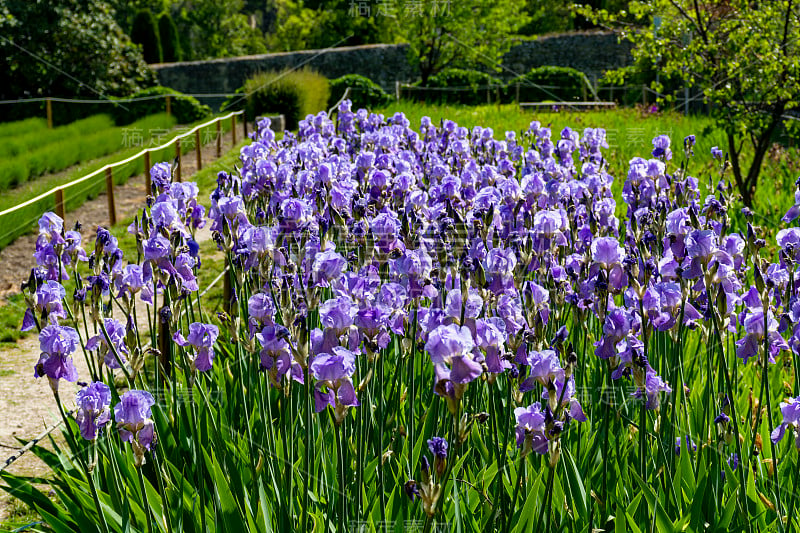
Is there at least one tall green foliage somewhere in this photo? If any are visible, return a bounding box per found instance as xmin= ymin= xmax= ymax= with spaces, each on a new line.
xmin=157 ymin=12 xmax=182 ymax=62
xmin=130 ymin=9 xmax=163 ymax=64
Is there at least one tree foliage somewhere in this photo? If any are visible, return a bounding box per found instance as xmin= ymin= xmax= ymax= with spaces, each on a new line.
xmin=267 ymin=0 xmax=398 ymax=52
xmin=394 ymin=0 xmax=530 ymax=84
xmin=131 ymin=9 xmax=163 ymax=63
xmin=583 ymin=1 xmax=800 ymax=207
xmin=172 ymin=0 xmax=267 ymax=60
xmin=0 ymin=0 xmax=156 ymax=100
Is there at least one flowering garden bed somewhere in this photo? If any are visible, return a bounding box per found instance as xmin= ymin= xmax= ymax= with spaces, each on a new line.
xmin=3 ymin=103 xmax=800 ymax=532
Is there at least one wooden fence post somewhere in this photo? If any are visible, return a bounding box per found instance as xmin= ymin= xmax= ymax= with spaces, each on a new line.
xmin=175 ymin=139 xmax=182 ymax=182
xmin=105 ymin=168 xmax=116 ymax=226
xmin=195 ymin=129 xmax=202 ymax=171
xmin=515 ymin=83 xmax=520 ymax=105
xmin=46 ymin=98 xmax=53 ymax=129
xmin=144 ymin=150 xmax=151 ymax=196
xmin=166 ymin=95 xmax=172 ymax=116
xmin=396 ymin=81 xmax=400 ymax=102
xmin=243 ymin=115 xmax=248 ymax=139
xmin=216 ymin=120 xmax=222 ymax=158
xmin=231 ymin=114 xmax=237 ymax=145
xmin=54 ymin=188 xmax=65 ymax=220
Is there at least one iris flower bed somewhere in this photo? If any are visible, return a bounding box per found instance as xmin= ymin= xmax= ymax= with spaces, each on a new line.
xmin=4 ymin=101 xmax=800 ymax=532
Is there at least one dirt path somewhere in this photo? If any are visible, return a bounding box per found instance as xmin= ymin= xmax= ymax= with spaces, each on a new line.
xmin=0 ymin=126 xmax=242 ymax=522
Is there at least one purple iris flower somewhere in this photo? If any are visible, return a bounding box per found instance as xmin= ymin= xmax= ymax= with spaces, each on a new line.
xmin=311 ymin=346 xmax=359 ymax=413
xmin=371 ymin=211 xmax=403 ymax=254
xmin=248 ymin=293 xmax=275 ymax=324
xmin=782 ymin=189 xmax=800 ymax=223
xmin=427 ymin=437 xmax=448 ymax=459
xmin=473 ymin=318 xmax=508 ymax=374
xmin=514 ymin=402 xmax=548 ymax=454
xmin=642 ymin=282 xmax=702 ymax=331
xmin=651 ymin=134 xmax=672 ymax=160
xmin=736 ymin=308 xmax=788 ymax=364
xmin=38 ymin=212 xmax=64 ymax=236
xmin=590 ymin=237 xmax=627 ymax=292
xmin=632 ymin=368 xmax=672 ymax=410
xmin=542 ymin=377 xmax=587 ymax=422
xmin=95 ymin=227 xmax=118 ymax=255
xmin=150 ymin=162 xmax=172 ymax=192
xmin=425 ymin=324 xmax=482 ymax=384
xmin=22 ymin=280 xmax=67 ymax=331
xmin=520 ymin=349 xmax=564 ymax=391
xmin=484 ymin=248 xmax=517 ymax=293
xmin=173 ymin=322 xmax=220 ymax=371
xmin=771 ymin=396 xmax=800 ymax=448
xmin=85 ymin=318 xmax=129 ymax=369
xmin=595 ymin=308 xmax=634 ymax=359
xmin=312 ymin=249 xmax=347 ymax=287
xmin=34 ymin=325 xmax=80 ymax=390
xmin=256 ymin=324 xmax=296 ymax=384
xmin=75 ymin=382 xmax=111 ymax=440
xmin=711 ymin=146 xmax=723 ymax=160
xmin=114 ymin=390 xmax=156 ymax=466
xmin=279 ymin=197 xmax=312 ymax=232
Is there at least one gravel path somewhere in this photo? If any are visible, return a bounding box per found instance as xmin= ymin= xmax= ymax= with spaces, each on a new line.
xmin=0 ymin=126 xmax=241 ymax=521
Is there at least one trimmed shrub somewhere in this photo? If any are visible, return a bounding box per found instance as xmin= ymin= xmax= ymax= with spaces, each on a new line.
xmin=416 ymin=68 xmax=503 ymax=106
xmin=158 ymin=12 xmax=182 ymax=63
xmin=231 ymin=69 xmax=329 ymax=130
xmin=111 ymin=86 xmax=210 ymax=125
xmin=327 ymin=75 xmax=393 ymax=111
xmin=131 ymin=10 xmax=163 ymax=64
xmin=507 ymin=66 xmax=592 ymax=103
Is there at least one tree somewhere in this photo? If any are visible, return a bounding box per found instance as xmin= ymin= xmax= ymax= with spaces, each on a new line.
xmin=173 ymin=0 xmax=267 ymax=60
xmin=394 ymin=0 xmax=531 ymax=84
xmin=131 ymin=9 xmax=162 ymax=63
xmin=0 ymin=0 xmax=155 ymax=100
xmin=582 ymin=1 xmax=800 ymax=207
xmin=158 ymin=11 xmax=182 ymax=62
xmin=267 ymin=0 xmax=399 ymax=52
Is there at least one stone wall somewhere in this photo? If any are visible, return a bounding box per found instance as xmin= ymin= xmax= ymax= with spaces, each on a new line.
xmin=502 ymin=32 xmax=634 ymax=84
xmin=153 ymin=33 xmax=633 ymax=109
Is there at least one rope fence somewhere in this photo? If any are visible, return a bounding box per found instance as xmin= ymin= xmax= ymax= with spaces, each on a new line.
xmin=0 ymin=110 xmax=250 ymax=249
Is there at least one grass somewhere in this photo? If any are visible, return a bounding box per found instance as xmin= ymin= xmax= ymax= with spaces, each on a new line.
xmin=0 ymin=497 xmax=41 ymax=532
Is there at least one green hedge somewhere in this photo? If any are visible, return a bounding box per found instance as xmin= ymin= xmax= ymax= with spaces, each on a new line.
xmin=415 ymin=68 xmax=503 ymax=106
xmin=131 ymin=9 xmax=162 ymax=64
xmin=223 ymin=69 xmax=329 ymax=130
xmin=111 ymin=86 xmax=210 ymax=125
xmin=506 ymin=66 xmax=592 ymax=103
xmin=158 ymin=12 xmax=182 ymax=63
xmin=327 ymin=74 xmax=392 ymax=111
